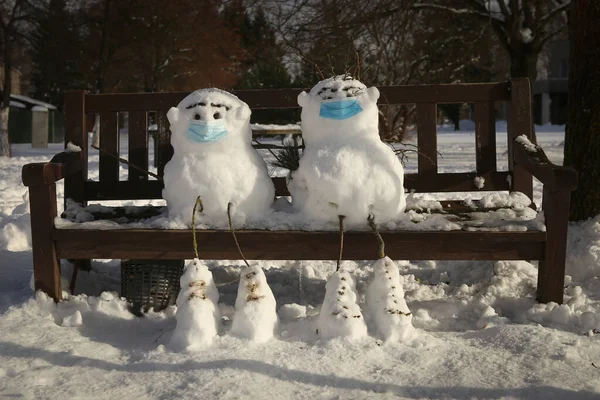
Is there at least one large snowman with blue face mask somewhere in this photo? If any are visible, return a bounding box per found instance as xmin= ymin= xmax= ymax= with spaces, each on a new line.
xmin=163 ymin=88 xmax=275 ymax=226
xmin=290 ymin=76 xmax=406 ymax=227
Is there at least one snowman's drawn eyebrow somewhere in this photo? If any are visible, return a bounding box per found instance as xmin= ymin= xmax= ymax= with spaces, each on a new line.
xmin=210 ymin=103 xmax=231 ymax=111
xmin=185 ymin=102 xmax=206 ymax=109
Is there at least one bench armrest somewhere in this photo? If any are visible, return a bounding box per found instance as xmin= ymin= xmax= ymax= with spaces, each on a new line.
xmin=22 ymin=151 xmax=83 ymax=187
xmin=513 ymin=135 xmax=577 ymax=191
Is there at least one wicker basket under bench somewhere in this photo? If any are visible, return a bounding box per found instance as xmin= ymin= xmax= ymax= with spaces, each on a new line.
xmin=22 ymin=78 xmax=577 ymax=305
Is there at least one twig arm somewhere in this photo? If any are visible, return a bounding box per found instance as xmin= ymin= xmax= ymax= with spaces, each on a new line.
xmin=91 ymin=145 xmax=163 ymax=181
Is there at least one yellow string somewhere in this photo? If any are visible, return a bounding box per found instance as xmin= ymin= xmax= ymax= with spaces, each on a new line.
xmin=227 ymin=203 xmax=250 ymax=268
xmin=337 ymin=215 xmax=345 ymax=271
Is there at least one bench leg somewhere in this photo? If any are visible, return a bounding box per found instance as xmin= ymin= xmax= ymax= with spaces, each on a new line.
xmin=29 ymin=183 xmax=62 ymax=302
xmin=537 ymin=187 xmax=570 ymax=304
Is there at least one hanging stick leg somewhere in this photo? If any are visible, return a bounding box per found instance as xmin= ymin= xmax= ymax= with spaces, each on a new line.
xmin=367 ymin=214 xmax=386 ymax=259
xmin=191 ymin=196 xmax=204 ymax=259
xmin=337 ymin=215 xmax=345 ymax=271
xmin=227 ymin=203 xmax=250 ymax=268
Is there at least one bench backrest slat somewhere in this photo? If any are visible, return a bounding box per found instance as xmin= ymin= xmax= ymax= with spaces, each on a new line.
xmin=64 ymin=90 xmax=88 ymax=206
xmin=508 ymin=78 xmax=533 ymax=199
xmin=128 ymin=111 xmax=149 ymax=181
xmin=65 ymin=80 xmax=531 ymax=204
xmin=83 ymin=82 xmax=510 ymax=112
xmin=99 ymin=112 xmax=120 ymax=182
xmin=416 ymin=103 xmax=438 ymax=179
xmin=474 ymin=102 xmax=497 ymax=175
xmin=156 ymin=110 xmax=173 ymax=178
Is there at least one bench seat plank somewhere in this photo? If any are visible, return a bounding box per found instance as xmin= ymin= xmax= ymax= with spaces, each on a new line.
xmin=54 ymin=229 xmax=545 ymax=261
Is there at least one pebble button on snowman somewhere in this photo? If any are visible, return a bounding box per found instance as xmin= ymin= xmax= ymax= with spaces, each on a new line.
xmin=163 ymin=88 xmax=275 ymax=226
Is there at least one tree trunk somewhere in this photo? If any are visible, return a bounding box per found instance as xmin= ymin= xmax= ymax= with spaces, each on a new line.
xmin=0 ymin=107 xmax=10 ymax=157
xmin=509 ymin=49 xmax=539 ymax=82
xmin=564 ymin=0 xmax=600 ymax=221
xmin=510 ymin=45 xmax=539 ymax=142
xmin=1 ymin=26 xmax=13 ymax=157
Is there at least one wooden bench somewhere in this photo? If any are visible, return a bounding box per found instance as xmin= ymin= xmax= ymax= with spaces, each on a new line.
xmin=22 ymin=78 xmax=577 ymax=305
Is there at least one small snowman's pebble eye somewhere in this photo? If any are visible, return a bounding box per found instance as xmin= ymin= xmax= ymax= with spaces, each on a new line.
xmin=331 ymin=88 xmax=337 ymax=92
xmin=213 ymin=112 xmax=222 ymax=119
xmin=194 ymin=113 xmax=201 ymax=120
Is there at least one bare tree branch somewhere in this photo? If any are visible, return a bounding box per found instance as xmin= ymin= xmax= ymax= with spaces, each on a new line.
xmin=539 ymin=1 xmax=571 ymax=26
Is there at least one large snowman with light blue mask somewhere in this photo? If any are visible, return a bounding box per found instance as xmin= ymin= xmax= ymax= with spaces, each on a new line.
xmin=163 ymin=88 xmax=274 ymax=226
xmin=290 ymin=75 xmax=406 ymax=227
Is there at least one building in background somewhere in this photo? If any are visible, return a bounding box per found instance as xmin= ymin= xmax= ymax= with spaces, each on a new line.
xmin=533 ymin=39 xmax=569 ymax=125
xmin=9 ymin=94 xmax=63 ymax=145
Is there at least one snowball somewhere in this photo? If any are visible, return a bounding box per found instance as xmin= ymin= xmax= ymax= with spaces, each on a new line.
xmin=317 ymin=269 xmax=367 ymax=340
xmin=475 ymin=306 xmax=510 ymax=329
xmin=480 ymin=192 xmax=531 ymax=209
xmin=170 ymin=259 xmax=220 ymax=351
xmin=163 ymin=88 xmax=274 ymax=226
xmin=65 ymin=141 xmax=82 ymax=153
xmin=474 ymin=176 xmax=485 ymax=189
xmin=61 ymin=310 xmax=83 ymax=327
xmin=366 ymin=257 xmax=414 ymax=342
xmin=520 ymin=28 xmax=533 ymax=44
xmin=230 ymin=265 xmax=278 ymax=343
xmin=278 ymin=303 xmax=307 ymax=320
xmin=290 ymin=76 xmax=406 ymax=227
xmin=515 ymin=134 xmax=537 ymax=152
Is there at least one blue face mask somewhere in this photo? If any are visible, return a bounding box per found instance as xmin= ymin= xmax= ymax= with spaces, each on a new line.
xmin=187 ymin=120 xmax=228 ymax=143
xmin=319 ymin=98 xmax=363 ymax=120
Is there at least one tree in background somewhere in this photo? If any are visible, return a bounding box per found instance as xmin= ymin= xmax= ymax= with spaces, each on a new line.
xmin=30 ymin=0 xmax=83 ymax=108
xmin=411 ymin=0 xmax=571 ymax=82
xmin=125 ymin=0 xmax=244 ymax=93
xmin=225 ymin=4 xmax=295 ymax=124
xmin=1 ymin=0 xmax=45 ymax=157
xmin=564 ymin=0 xmax=600 ymax=221
xmin=273 ymin=0 xmax=502 ymax=139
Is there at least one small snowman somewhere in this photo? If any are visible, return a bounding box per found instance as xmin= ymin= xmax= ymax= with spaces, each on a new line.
xmin=164 ymin=88 xmax=275 ymax=226
xmin=317 ymin=269 xmax=367 ymax=340
xmin=230 ymin=265 xmax=278 ymax=343
xmin=290 ymin=75 xmax=406 ymax=228
xmin=170 ymin=259 xmax=220 ymax=351
xmin=366 ymin=257 xmax=414 ymax=342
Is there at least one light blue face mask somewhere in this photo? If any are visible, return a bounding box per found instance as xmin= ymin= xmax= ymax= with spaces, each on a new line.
xmin=319 ymin=98 xmax=363 ymax=120
xmin=187 ymin=119 xmax=228 ymax=143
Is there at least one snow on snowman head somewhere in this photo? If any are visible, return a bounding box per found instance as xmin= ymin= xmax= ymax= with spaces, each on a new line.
xmin=297 ymin=75 xmax=380 ymax=143
xmin=167 ymin=88 xmax=252 ymax=154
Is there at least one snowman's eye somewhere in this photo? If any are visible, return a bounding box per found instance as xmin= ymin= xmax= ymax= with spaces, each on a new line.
xmin=194 ymin=113 xmax=201 ymax=120
xmin=213 ymin=112 xmax=222 ymax=119
xmin=330 ymin=88 xmax=337 ymax=92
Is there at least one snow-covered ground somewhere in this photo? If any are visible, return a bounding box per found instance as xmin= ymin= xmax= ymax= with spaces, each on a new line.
xmin=1 ymin=124 xmax=600 ymax=399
